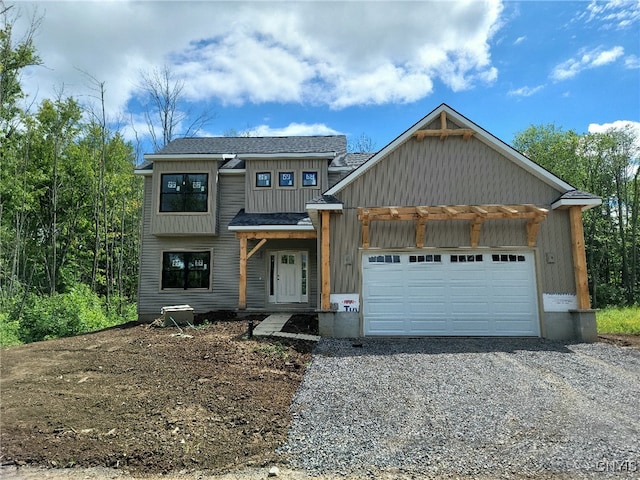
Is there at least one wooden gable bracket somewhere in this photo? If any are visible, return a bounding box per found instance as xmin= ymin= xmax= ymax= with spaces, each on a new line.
xmin=413 ymin=111 xmax=476 ymax=141
xmin=359 ymin=209 xmax=371 ymax=248
xmin=415 ymin=207 xmax=429 ymax=248
xmin=470 ymin=216 xmax=485 ymax=248
xmin=357 ymin=204 xmax=548 ymax=248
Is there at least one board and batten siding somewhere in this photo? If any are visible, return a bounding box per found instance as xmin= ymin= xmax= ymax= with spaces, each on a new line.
xmin=138 ymin=174 xmax=245 ymax=318
xmin=150 ymin=159 xmax=219 ymax=236
xmin=245 ymin=158 xmax=327 ymax=213
xmin=328 ymin=136 xmax=575 ymax=297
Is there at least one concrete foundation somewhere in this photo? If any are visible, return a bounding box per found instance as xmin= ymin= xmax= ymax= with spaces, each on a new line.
xmin=570 ymin=309 xmax=597 ymax=343
xmin=318 ymin=311 xmax=360 ymax=338
xmin=542 ymin=309 xmax=597 ymax=342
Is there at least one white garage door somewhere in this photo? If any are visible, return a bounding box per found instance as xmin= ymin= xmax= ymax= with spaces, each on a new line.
xmin=362 ymin=251 xmax=540 ymax=336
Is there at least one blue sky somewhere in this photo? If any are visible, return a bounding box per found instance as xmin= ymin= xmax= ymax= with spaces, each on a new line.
xmin=13 ymin=0 xmax=640 ymax=157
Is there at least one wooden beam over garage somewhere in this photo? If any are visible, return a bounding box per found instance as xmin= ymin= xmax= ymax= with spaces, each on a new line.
xmin=357 ymin=204 xmax=549 ymax=248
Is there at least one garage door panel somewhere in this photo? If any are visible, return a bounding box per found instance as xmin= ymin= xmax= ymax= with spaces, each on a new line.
xmin=493 ymin=320 xmax=536 ymax=335
xmin=408 ymin=306 xmax=448 ymax=318
xmin=409 ymin=320 xmax=449 ymax=333
xmin=363 ymin=250 xmax=540 ymax=337
xmin=451 ymin=320 xmax=491 ymax=333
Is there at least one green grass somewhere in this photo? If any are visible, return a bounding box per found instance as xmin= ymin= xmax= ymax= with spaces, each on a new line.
xmin=596 ymin=306 xmax=640 ymax=334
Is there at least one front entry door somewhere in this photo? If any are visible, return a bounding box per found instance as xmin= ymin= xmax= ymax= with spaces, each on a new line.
xmin=271 ymin=251 xmax=308 ymax=303
xmin=276 ymin=252 xmax=301 ymax=303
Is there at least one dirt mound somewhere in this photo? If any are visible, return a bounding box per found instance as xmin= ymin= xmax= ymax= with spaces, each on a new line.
xmin=1 ymin=318 xmax=313 ymax=475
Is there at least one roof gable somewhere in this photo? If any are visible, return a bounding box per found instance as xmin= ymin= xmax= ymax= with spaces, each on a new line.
xmin=325 ymin=104 xmax=576 ymax=196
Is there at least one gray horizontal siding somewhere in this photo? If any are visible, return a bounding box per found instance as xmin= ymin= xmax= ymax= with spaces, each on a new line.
xmin=138 ymin=174 xmax=319 ymax=317
xmin=138 ymin=174 xmax=245 ymax=317
xmin=329 ymin=136 xmax=575 ymax=296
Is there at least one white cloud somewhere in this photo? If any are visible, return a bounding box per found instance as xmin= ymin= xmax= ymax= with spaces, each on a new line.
xmin=581 ymin=0 xmax=640 ymax=30
xmin=551 ymin=46 xmax=625 ymax=80
xmin=251 ymin=123 xmax=342 ymax=137
xmin=13 ymin=0 xmax=504 ymax=116
xmin=625 ymin=55 xmax=640 ymax=69
xmin=588 ymin=120 xmax=640 ymax=139
xmin=514 ymin=36 xmax=526 ymax=45
xmin=507 ymin=85 xmax=544 ymax=97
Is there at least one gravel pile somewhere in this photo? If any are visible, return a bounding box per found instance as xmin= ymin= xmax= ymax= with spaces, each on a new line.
xmin=281 ymin=337 xmax=640 ymax=478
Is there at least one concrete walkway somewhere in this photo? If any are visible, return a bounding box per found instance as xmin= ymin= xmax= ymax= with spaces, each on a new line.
xmin=252 ymin=314 xmax=320 ymax=341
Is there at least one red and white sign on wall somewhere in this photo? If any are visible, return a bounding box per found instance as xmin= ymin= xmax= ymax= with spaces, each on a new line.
xmin=330 ymin=294 xmax=360 ymax=312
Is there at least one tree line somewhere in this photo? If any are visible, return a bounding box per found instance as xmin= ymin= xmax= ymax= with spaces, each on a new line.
xmin=514 ymin=124 xmax=639 ymax=307
xmin=1 ymin=5 xmax=142 ymax=344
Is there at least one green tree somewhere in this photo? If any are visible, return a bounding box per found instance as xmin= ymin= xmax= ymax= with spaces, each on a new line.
xmin=514 ymin=124 xmax=640 ymax=307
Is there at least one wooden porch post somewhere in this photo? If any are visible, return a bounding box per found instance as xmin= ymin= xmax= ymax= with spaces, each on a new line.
xmin=239 ymin=234 xmax=247 ymax=310
xmin=321 ymin=210 xmax=331 ymax=310
xmin=569 ymin=206 xmax=591 ymax=309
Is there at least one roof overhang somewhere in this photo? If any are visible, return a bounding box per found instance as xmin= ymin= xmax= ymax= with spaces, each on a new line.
xmin=551 ymin=197 xmax=602 ymax=211
xmin=306 ymin=203 xmax=344 ymax=211
xmin=240 ymin=152 xmax=337 ymax=160
xmin=228 ymin=224 xmax=315 ymax=232
xmin=146 ymin=152 xmax=337 ymax=160
xmin=143 ymin=153 xmax=232 ymax=161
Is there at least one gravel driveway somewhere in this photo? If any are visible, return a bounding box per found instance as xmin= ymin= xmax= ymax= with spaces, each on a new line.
xmin=282 ymin=338 xmax=640 ymax=479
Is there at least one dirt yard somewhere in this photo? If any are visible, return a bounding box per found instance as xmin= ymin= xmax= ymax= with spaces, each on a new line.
xmin=2 ymin=314 xmax=638 ymax=480
xmin=0 ymin=315 xmax=313 ymax=476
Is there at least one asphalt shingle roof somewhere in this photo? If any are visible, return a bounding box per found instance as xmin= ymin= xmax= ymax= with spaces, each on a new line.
xmin=307 ymin=194 xmax=343 ymax=205
xmin=229 ymin=209 xmax=312 ymax=227
xmin=153 ymin=136 xmax=347 ymax=155
xmin=558 ymin=189 xmax=600 ymax=200
xmin=330 ymin=152 xmax=375 ymax=169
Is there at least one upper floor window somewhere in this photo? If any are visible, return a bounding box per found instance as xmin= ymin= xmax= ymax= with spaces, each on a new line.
xmin=160 ymin=173 xmax=208 ymax=212
xmin=279 ymin=171 xmax=295 ymax=187
xmin=256 ymin=172 xmax=272 ymax=188
xmin=162 ymin=251 xmax=211 ymax=289
xmin=302 ymin=171 xmax=318 ymax=187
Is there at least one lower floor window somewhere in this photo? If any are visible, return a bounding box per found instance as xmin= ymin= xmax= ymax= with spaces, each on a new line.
xmin=162 ymin=252 xmax=211 ymax=289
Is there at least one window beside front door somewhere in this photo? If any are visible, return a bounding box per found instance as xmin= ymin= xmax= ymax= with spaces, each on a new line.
xmin=268 ymin=251 xmax=308 ymax=303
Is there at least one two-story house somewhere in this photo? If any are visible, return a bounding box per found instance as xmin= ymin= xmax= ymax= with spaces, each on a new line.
xmin=136 ymin=104 xmax=601 ymax=342
xmin=135 ymin=135 xmax=369 ymax=320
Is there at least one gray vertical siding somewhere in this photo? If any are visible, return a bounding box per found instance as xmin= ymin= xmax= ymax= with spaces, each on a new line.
xmin=150 ymin=159 xmax=219 ymax=235
xmin=328 ymin=136 xmax=575 ymax=296
xmin=245 ymin=158 xmax=328 ymax=213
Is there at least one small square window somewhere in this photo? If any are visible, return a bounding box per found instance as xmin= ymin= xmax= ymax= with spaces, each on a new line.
xmin=279 ymin=172 xmax=294 ymax=187
xmin=302 ymin=171 xmax=318 ymax=187
xmin=256 ymin=172 xmax=271 ymax=188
